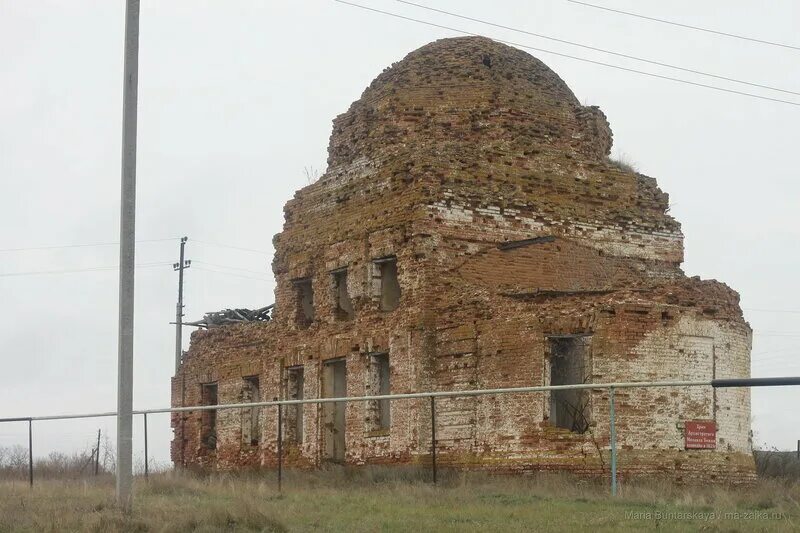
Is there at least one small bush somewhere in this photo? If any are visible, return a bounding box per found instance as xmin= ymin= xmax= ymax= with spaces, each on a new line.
xmin=606 ymin=154 xmax=638 ymax=173
xmin=0 ymin=444 xmax=112 ymax=481
xmin=754 ymin=450 xmax=800 ymax=479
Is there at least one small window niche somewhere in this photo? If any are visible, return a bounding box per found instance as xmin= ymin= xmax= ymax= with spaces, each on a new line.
xmin=241 ymin=376 xmax=261 ymax=447
xmin=285 ymin=366 xmax=304 ymax=444
xmin=372 ymin=256 xmax=401 ymax=312
xmin=365 ymin=352 xmax=390 ymax=433
xmin=200 ymin=382 xmax=218 ymax=450
xmin=331 ymin=268 xmax=354 ymax=321
xmin=293 ymin=278 xmax=315 ymax=327
xmin=548 ymin=335 xmax=592 ymax=434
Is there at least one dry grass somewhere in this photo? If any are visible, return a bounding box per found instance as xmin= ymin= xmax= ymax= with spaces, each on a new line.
xmin=606 ymin=154 xmax=638 ymax=173
xmin=0 ymin=468 xmax=797 ymax=532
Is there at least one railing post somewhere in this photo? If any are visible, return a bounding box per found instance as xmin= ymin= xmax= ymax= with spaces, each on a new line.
xmin=28 ymin=418 xmax=33 ymax=488
xmin=143 ymin=412 xmax=149 ymax=480
xmin=95 ymin=429 xmax=101 ymax=476
xmin=277 ymin=403 xmax=283 ymax=492
xmin=430 ymin=396 xmax=437 ymax=484
xmin=609 ymin=386 xmax=617 ymax=497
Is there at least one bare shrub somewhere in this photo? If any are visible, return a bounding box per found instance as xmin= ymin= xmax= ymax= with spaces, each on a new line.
xmin=100 ymin=432 xmax=115 ymax=473
xmin=303 ymin=165 xmax=321 ymax=184
xmin=0 ymin=439 xmax=114 ymax=481
xmin=0 ymin=445 xmax=29 ymax=480
xmin=754 ymin=449 xmax=800 ymax=479
xmin=606 ymin=153 xmax=638 ymax=173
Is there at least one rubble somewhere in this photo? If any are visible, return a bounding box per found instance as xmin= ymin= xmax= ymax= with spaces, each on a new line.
xmin=185 ymin=305 xmax=274 ymax=329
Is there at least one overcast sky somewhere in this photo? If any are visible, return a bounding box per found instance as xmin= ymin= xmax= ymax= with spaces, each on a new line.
xmin=1 ymin=0 xmax=798 ymax=467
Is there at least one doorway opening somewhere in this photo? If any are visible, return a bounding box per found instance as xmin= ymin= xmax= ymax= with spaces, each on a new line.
xmin=548 ymin=336 xmax=591 ymax=434
xmin=322 ymin=359 xmax=347 ymax=461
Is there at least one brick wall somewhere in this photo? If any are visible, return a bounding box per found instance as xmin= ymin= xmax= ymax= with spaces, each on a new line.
xmin=171 ymin=36 xmax=754 ymax=483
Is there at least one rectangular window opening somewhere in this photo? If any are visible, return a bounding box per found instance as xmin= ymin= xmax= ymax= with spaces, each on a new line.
xmin=286 ymin=367 xmax=304 ymax=444
xmin=332 ymin=269 xmax=354 ymax=321
xmin=293 ymin=278 xmax=315 ymax=327
xmin=241 ymin=376 xmax=261 ymax=446
xmin=373 ymin=257 xmax=400 ymax=312
xmin=366 ymin=352 xmax=391 ymax=432
xmin=200 ymin=383 xmax=218 ymax=450
xmin=548 ymin=336 xmax=591 ymax=434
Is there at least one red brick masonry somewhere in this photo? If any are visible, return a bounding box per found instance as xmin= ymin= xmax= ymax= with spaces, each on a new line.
xmin=172 ymin=37 xmax=754 ymax=484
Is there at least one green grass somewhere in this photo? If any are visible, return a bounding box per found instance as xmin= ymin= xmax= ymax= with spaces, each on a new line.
xmin=0 ymin=470 xmax=797 ymax=532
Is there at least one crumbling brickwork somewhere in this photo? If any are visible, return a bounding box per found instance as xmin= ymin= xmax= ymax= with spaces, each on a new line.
xmin=171 ymin=37 xmax=754 ymax=483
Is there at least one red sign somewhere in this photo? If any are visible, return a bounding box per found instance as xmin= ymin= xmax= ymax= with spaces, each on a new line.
xmin=685 ymin=420 xmax=716 ymax=449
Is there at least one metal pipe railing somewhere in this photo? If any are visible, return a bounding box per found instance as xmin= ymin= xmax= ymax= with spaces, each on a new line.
xmin=276 ymin=403 xmax=283 ymax=493
xmin=609 ymin=387 xmax=617 ymax=496
xmin=0 ymin=379 xmax=712 ymax=423
xmin=2 ymin=376 xmax=798 ymax=492
xmin=5 ymin=377 xmax=798 ymax=423
xmin=430 ymin=396 xmax=437 ymax=484
xmin=143 ymin=412 xmax=149 ymax=480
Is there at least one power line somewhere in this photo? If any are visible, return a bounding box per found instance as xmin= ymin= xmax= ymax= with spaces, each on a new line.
xmin=751 ymin=347 xmax=800 ymax=358
xmin=751 ymin=346 xmax=800 ymax=362
xmin=0 ymin=237 xmax=273 ymax=258
xmin=192 ymin=240 xmax=270 ymax=255
xmin=334 ymin=1 xmax=800 ymax=107
xmin=752 ymin=356 xmax=799 ymax=365
xmin=193 ymin=266 xmax=270 ymax=282
xmin=567 ymin=1 xmax=800 ymax=52
xmin=397 ymin=0 xmax=800 ymax=96
xmin=0 ymin=262 xmax=172 ymax=278
xmin=0 ymin=238 xmax=178 ymax=254
xmin=752 ymin=360 xmax=800 ymax=368
xmin=193 ymin=261 xmax=269 ymax=276
xmin=744 ymin=308 xmax=800 ymax=314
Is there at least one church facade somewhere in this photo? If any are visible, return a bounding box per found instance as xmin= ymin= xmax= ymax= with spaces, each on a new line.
xmin=171 ymin=37 xmax=754 ymax=483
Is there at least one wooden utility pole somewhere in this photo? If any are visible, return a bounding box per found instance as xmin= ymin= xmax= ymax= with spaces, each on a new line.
xmin=173 ymin=237 xmax=190 ymax=373
xmin=174 ymin=237 xmax=190 ymax=469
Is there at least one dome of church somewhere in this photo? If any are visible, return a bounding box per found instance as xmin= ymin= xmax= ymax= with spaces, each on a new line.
xmin=327 ymin=36 xmax=613 ymax=168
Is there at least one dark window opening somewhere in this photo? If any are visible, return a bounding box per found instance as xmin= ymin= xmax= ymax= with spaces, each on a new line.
xmin=286 ymin=367 xmax=304 ymax=444
xmin=373 ymin=257 xmax=400 ymax=312
xmin=332 ymin=269 xmax=354 ymax=321
xmin=293 ymin=278 xmax=314 ymax=327
xmin=548 ymin=336 xmax=591 ymax=434
xmin=241 ymin=376 xmax=261 ymax=446
xmin=366 ymin=352 xmax=390 ymax=431
xmin=200 ymin=383 xmax=218 ymax=450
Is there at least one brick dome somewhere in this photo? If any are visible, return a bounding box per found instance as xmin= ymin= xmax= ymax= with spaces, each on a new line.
xmin=327 ymin=36 xmax=613 ymax=168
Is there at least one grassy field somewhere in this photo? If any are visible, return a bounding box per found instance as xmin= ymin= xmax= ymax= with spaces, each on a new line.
xmin=0 ymin=469 xmax=797 ymax=532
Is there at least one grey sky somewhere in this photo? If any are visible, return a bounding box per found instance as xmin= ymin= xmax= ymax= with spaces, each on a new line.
xmin=1 ymin=0 xmax=798 ymax=466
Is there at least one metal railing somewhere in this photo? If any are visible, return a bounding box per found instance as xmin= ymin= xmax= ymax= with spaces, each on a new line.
xmin=2 ymin=376 xmax=799 ymax=498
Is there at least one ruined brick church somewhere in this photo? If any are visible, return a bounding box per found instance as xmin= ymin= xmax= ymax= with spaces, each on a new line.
xmin=172 ymin=37 xmax=754 ymax=482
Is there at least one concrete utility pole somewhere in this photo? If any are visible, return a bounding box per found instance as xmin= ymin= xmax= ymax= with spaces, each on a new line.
xmin=117 ymin=0 xmax=140 ymax=511
xmin=174 ymin=237 xmax=190 ymax=373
